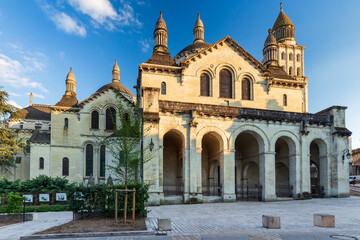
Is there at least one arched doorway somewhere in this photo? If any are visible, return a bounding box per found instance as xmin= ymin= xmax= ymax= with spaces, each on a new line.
xmin=163 ymin=130 xmax=184 ymax=196
xmin=201 ymin=132 xmax=223 ymax=197
xmin=235 ymin=132 xmax=262 ymax=201
xmin=310 ymin=140 xmax=327 ymax=198
xmin=275 ymin=138 xmax=293 ymax=198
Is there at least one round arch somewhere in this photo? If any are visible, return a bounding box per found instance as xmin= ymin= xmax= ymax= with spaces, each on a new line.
xmin=270 ymin=130 xmax=300 ymax=155
xmin=214 ymin=63 xmax=238 ymax=81
xmin=229 ymin=124 xmax=269 ymax=153
xmin=196 ymin=126 xmax=228 ymax=150
xmin=195 ymin=67 xmax=215 ymax=78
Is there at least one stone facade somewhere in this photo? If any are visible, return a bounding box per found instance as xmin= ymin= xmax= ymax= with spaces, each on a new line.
xmin=5 ymin=61 xmax=135 ymax=184
xmin=138 ymin=7 xmax=351 ymax=205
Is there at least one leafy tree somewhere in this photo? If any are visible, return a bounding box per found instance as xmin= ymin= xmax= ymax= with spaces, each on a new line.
xmin=0 ymin=87 xmax=25 ymax=173
xmin=101 ymin=90 xmax=153 ymax=190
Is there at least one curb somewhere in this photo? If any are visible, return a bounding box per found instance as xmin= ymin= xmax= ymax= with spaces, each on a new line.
xmin=20 ymin=230 xmax=161 ymax=239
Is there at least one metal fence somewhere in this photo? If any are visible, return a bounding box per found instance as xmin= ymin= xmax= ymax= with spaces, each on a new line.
xmin=236 ymin=184 xmax=262 ymax=201
xmin=276 ymin=185 xmax=293 ymax=198
xmin=163 ymin=180 xmax=184 ymax=196
xmin=202 ymin=183 xmax=222 ymax=196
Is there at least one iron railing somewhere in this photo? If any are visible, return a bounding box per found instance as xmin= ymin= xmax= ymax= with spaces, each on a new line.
xmin=236 ymin=184 xmax=262 ymax=201
xmin=163 ymin=180 xmax=184 ymax=196
xmin=202 ymin=183 xmax=222 ymax=196
xmin=276 ymin=185 xmax=293 ymax=198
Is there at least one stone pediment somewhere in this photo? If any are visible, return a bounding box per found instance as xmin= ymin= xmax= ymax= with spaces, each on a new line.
xmin=179 ymin=36 xmax=267 ymax=73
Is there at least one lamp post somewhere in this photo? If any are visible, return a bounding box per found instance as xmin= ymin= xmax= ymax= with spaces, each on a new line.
xmin=342 ymin=149 xmax=352 ymax=164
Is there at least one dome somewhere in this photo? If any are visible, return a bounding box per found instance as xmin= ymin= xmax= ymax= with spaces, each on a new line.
xmin=155 ymin=11 xmax=167 ymax=31
xmin=175 ymin=41 xmax=211 ymax=59
xmin=272 ymin=9 xmax=294 ymax=31
xmin=95 ymin=82 xmax=134 ymax=97
xmin=264 ymin=29 xmax=277 ymax=47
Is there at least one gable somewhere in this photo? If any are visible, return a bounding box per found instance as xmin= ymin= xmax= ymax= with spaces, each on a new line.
xmin=182 ymin=38 xmax=265 ymax=82
xmin=181 ymin=36 xmax=267 ymax=73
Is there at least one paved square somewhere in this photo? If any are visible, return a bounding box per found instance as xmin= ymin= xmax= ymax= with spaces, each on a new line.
xmin=147 ymin=197 xmax=360 ymax=239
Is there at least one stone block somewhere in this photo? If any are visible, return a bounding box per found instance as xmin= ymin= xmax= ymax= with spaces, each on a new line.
xmin=158 ymin=218 xmax=171 ymax=231
xmin=262 ymin=215 xmax=281 ymax=229
xmin=314 ymin=214 xmax=335 ymax=228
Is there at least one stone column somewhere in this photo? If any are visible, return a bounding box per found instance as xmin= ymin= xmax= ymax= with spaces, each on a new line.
xmin=183 ymin=137 xmax=190 ymax=203
xmin=222 ymin=149 xmax=236 ymax=201
xmin=301 ymin=135 xmax=310 ymax=194
xmin=289 ymin=153 xmax=301 ymax=198
xmin=259 ymin=151 xmax=276 ymax=201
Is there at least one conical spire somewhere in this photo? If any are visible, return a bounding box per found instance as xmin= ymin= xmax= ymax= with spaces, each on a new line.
xmin=65 ymin=67 xmax=76 ymax=96
xmin=112 ymin=59 xmax=120 ymax=83
xmin=264 ymin=28 xmax=277 ymax=47
xmin=153 ymin=11 xmax=168 ymax=52
xmin=272 ymin=2 xmax=295 ymax=42
xmin=193 ymin=13 xmax=205 ymax=43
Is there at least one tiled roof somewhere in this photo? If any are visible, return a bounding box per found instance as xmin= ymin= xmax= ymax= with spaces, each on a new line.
xmin=272 ymin=10 xmax=294 ymax=31
xmin=16 ymin=104 xmax=51 ymax=121
xmin=29 ymin=130 xmax=50 ymax=144
xmin=267 ymin=65 xmax=294 ymax=80
xmin=55 ymin=94 xmax=78 ymax=107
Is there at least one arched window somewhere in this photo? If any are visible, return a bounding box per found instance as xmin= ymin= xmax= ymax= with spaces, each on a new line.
xmin=200 ymin=73 xmax=210 ymax=96
xmin=241 ymin=78 xmax=251 ymax=100
xmin=289 ymin=67 xmax=293 ymax=76
xmin=161 ymin=82 xmax=166 ymax=95
xmin=85 ymin=144 xmax=93 ymax=176
xmin=283 ymin=94 xmax=287 ymax=106
xmin=39 ymin=157 xmax=44 ymax=169
xmin=62 ymin=157 xmax=69 ymax=176
xmin=289 ymin=53 xmax=293 ymax=61
xmin=296 ymin=54 xmax=301 ymax=62
xmin=281 ymin=52 xmax=285 ymax=60
xmin=64 ymin=118 xmax=69 ymax=128
xmin=106 ymin=107 xmax=116 ymax=130
xmin=100 ymin=146 xmax=106 ymax=177
xmin=219 ymin=69 xmax=232 ymax=98
xmin=296 ymin=67 xmax=301 ymax=76
xmin=91 ymin=111 xmax=99 ymax=129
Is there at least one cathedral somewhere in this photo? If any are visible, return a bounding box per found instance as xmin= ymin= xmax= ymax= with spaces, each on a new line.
xmin=6 ymin=5 xmax=351 ymax=204
xmin=139 ymin=5 xmax=351 ymax=204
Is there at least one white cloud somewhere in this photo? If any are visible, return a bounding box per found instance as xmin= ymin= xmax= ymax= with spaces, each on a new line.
xmin=38 ymin=0 xmax=86 ymax=37
xmin=67 ymin=0 xmax=117 ymax=24
xmin=139 ymin=39 xmax=151 ymax=53
xmin=0 ymin=54 xmax=48 ymax=93
xmin=50 ymin=12 xmax=87 ymax=37
xmin=8 ymin=100 xmax=22 ymax=109
xmin=67 ymin=0 xmax=141 ymax=30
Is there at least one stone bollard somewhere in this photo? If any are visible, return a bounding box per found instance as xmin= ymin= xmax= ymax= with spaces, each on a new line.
xmin=262 ymin=215 xmax=281 ymax=229
xmin=158 ymin=218 xmax=171 ymax=231
xmin=314 ymin=214 xmax=335 ymax=228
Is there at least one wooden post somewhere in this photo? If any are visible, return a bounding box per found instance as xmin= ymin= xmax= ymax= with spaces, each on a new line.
xmin=124 ymin=191 xmax=128 ymax=224
xmin=115 ymin=191 xmax=118 ymax=223
xmin=132 ymin=188 xmax=136 ymax=224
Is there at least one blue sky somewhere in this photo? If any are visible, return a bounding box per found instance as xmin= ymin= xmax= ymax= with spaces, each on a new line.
xmin=0 ymin=0 xmax=359 ymax=148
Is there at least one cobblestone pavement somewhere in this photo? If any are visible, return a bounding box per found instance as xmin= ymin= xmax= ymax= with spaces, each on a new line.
xmin=145 ymin=196 xmax=360 ymax=240
xmin=2 ymin=198 xmax=360 ymax=240
xmin=0 ymin=211 xmax=73 ymax=240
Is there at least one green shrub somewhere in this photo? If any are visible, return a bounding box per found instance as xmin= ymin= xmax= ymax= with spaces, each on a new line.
xmin=68 ymin=182 xmax=149 ymax=218
xmin=36 ymin=204 xmax=52 ymax=212
xmin=52 ymin=205 xmax=69 ymax=212
xmin=0 ymin=205 xmax=7 ymax=213
xmin=25 ymin=206 xmax=36 ymax=212
xmin=5 ymin=192 xmax=25 ymax=216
